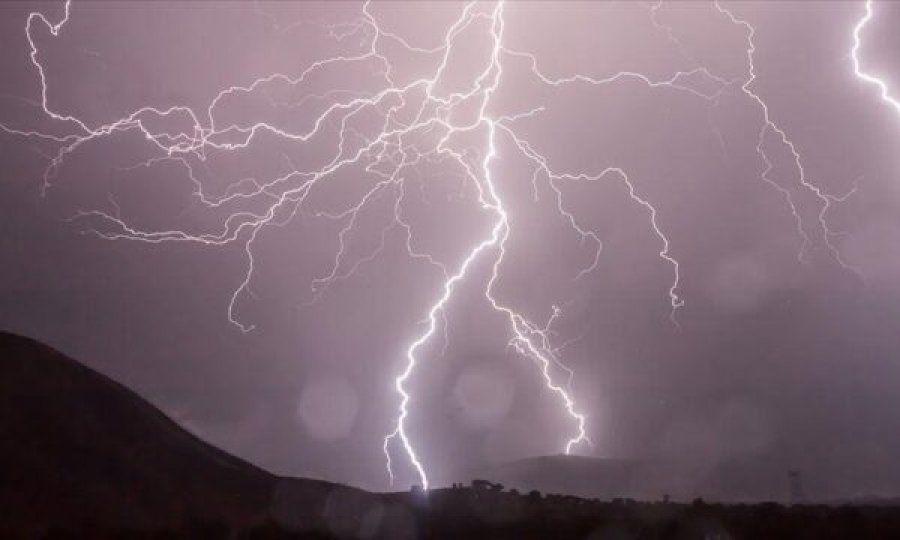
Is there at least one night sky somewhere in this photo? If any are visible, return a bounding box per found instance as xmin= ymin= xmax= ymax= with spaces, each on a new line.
xmin=3 ymin=1 xmax=900 ymax=498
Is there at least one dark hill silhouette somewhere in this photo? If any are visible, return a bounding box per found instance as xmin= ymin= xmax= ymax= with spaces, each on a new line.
xmin=0 ymin=331 xmax=377 ymax=537
xmin=5 ymin=330 xmax=900 ymax=539
xmin=462 ymin=453 xmax=791 ymax=503
xmin=0 ymin=331 xmax=271 ymax=530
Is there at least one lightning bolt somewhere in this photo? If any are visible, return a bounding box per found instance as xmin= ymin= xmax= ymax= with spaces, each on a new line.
xmin=2 ymin=0 xmax=864 ymax=492
xmin=381 ymin=2 xmax=593 ymax=489
xmin=852 ymin=0 xmax=900 ymax=117
xmin=715 ymin=1 xmax=856 ymax=272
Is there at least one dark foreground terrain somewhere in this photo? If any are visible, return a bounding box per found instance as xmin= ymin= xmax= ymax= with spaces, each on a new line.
xmin=3 ymin=331 xmax=900 ymax=539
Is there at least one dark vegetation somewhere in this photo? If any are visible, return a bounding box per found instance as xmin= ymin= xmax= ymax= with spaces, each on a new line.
xmin=3 ymin=331 xmax=900 ymax=539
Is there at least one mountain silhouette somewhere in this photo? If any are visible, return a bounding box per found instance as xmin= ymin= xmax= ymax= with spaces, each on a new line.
xmin=6 ymin=330 xmax=900 ymax=539
xmin=0 ymin=331 xmax=377 ymax=537
xmin=462 ymin=453 xmax=792 ymax=503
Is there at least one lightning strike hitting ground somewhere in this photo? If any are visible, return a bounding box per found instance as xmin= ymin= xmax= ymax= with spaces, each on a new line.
xmin=3 ymin=0 xmax=865 ymax=491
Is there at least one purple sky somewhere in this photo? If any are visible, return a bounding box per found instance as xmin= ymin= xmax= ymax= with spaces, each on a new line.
xmin=2 ymin=1 xmax=900 ymax=498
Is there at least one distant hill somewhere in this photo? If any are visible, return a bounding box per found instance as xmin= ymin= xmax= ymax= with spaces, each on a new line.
xmin=461 ymin=453 xmax=793 ymax=503
xmin=6 ymin=330 xmax=900 ymax=539
xmin=0 ymin=331 xmax=377 ymax=537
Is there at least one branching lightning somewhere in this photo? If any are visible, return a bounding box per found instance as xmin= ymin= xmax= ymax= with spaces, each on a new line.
xmin=715 ymin=1 xmax=857 ymax=272
xmin=3 ymin=0 xmax=864 ymax=491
